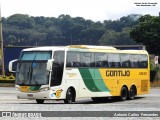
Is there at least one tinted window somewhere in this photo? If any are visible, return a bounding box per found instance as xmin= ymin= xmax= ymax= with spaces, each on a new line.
xmin=81 ymin=52 xmax=94 ymax=67
xmin=139 ymin=55 xmax=148 ymax=68
xmin=51 ymin=51 xmax=64 ymax=86
xmin=53 ymin=51 xmax=64 ymax=67
xmin=120 ymin=54 xmax=130 ymax=68
xmin=108 ymin=53 xmax=120 ymax=68
xmin=130 ymin=54 xmax=139 ymax=68
xmin=95 ymin=53 xmax=108 ymax=67
xmin=21 ymin=51 xmax=51 ymax=60
xmin=66 ymin=51 xmax=81 ymax=67
xmin=66 ymin=51 xmax=148 ymax=69
xmin=67 ymin=51 xmax=94 ymax=67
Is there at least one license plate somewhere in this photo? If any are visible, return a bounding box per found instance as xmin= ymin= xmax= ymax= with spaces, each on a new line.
xmin=27 ymin=94 xmax=33 ymax=97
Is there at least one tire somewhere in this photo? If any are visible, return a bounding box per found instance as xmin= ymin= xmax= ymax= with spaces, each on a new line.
xmin=36 ymin=99 xmax=44 ymax=104
xmin=120 ymin=87 xmax=128 ymax=101
xmin=64 ymin=88 xmax=75 ymax=104
xmin=128 ymin=86 xmax=136 ymax=100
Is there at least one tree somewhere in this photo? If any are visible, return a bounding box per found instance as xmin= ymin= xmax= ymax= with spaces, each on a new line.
xmin=130 ymin=15 xmax=160 ymax=55
xmin=7 ymin=35 xmax=17 ymax=45
xmin=104 ymin=14 xmax=140 ymax=32
xmin=98 ymin=29 xmax=118 ymax=45
xmin=2 ymin=13 xmax=141 ymax=46
xmin=7 ymin=14 xmax=35 ymax=29
xmin=117 ymin=27 xmax=137 ymax=45
xmin=98 ymin=28 xmax=137 ymax=45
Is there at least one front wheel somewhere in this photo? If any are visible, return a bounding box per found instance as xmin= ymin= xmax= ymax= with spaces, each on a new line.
xmin=36 ymin=99 xmax=44 ymax=104
xmin=64 ymin=88 xmax=75 ymax=104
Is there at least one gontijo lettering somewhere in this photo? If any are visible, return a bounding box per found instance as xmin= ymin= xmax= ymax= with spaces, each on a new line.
xmin=106 ymin=70 xmax=130 ymax=77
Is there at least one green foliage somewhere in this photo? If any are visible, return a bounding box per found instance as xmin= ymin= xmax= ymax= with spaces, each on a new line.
xmin=130 ymin=15 xmax=160 ymax=55
xmin=2 ymin=14 xmax=141 ymax=46
xmin=150 ymin=62 xmax=159 ymax=82
xmin=104 ymin=14 xmax=140 ymax=32
xmin=98 ymin=28 xmax=137 ymax=45
xmin=7 ymin=14 xmax=35 ymax=29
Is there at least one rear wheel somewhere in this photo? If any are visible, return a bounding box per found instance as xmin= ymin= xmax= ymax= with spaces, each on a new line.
xmin=64 ymin=88 xmax=75 ymax=104
xmin=120 ymin=87 xmax=128 ymax=101
xmin=128 ymin=86 xmax=136 ymax=100
xmin=36 ymin=99 xmax=44 ymax=104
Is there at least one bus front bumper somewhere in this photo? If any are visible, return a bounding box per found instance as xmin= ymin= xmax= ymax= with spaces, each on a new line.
xmin=16 ymin=90 xmax=65 ymax=100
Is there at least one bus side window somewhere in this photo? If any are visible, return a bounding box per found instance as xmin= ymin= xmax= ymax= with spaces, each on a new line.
xmin=66 ymin=62 xmax=73 ymax=67
xmin=103 ymin=61 xmax=108 ymax=67
xmin=95 ymin=53 xmax=107 ymax=68
xmin=53 ymin=51 xmax=64 ymax=67
xmin=139 ymin=55 xmax=148 ymax=68
xmin=66 ymin=52 xmax=73 ymax=67
xmin=66 ymin=51 xmax=81 ymax=67
xmin=51 ymin=51 xmax=64 ymax=86
xmin=96 ymin=61 xmax=103 ymax=67
xmin=108 ymin=53 xmax=113 ymax=68
xmin=108 ymin=53 xmax=120 ymax=68
xmin=81 ymin=52 xmax=94 ymax=67
xmin=120 ymin=54 xmax=130 ymax=68
xmin=73 ymin=62 xmax=81 ymax=67
xmin=108 ymin=62 xmax=113 ymax=68
xmin=122 ymin=61 xmax=130 ymax=68
xmin=130 ymin=54 xmax=139 ymax=68
xmin=114 ymin=62 xmax=120 ymax=68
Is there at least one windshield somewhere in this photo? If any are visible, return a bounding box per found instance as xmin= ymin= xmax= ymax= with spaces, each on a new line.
xmin=16 ymin=62 xmax=49 ymax=85
xmin=16 ymin=51 xmax=51 ymax=85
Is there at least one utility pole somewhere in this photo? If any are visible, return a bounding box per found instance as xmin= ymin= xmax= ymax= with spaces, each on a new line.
xmin=71 ymin=33 xmax=72 ymax=45
xmin=0 ymin=5 xmax=5 ymax=77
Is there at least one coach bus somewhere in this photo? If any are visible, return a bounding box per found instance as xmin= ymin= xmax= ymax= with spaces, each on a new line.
xmin=9 ymin=45 xmax=150 ymax=104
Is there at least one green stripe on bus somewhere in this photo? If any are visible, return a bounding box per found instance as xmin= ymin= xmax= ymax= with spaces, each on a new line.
xmin=29 ymin=86 xmax=41 ymax=91
xmin=79 ymin=68 xmax=100 ymax=92
xmin=94 ymin=69 xmax=110 ymax=92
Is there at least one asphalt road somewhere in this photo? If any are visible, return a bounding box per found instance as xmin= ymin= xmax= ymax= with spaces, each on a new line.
xmin=0 ymin=87 xmax=160 ymax=119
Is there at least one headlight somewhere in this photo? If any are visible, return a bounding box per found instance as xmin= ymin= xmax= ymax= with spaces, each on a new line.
xmin=39 ymin=87 xmax=50 ymax=92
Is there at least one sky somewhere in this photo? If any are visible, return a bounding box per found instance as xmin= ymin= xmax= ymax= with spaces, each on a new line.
xmin=0 ymin=0 xmax=160 ymax=21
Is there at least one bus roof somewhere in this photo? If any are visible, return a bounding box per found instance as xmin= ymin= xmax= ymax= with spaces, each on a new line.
xmin=66 ymin=45 xmax=117 ymax=50
xmin=120 ymin=50 xmax=148 ymax=54
xmin=21 ymin=45 xmax=148 ymax=55
xmin=22 ymin=46 xmax=65 ymax=51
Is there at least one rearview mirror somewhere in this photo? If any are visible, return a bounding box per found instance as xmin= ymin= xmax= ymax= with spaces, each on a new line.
xmin=46 ymin=59 xmax=54 ymax=71
xmin=9 ymin=59 xmax=18 ymax=72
